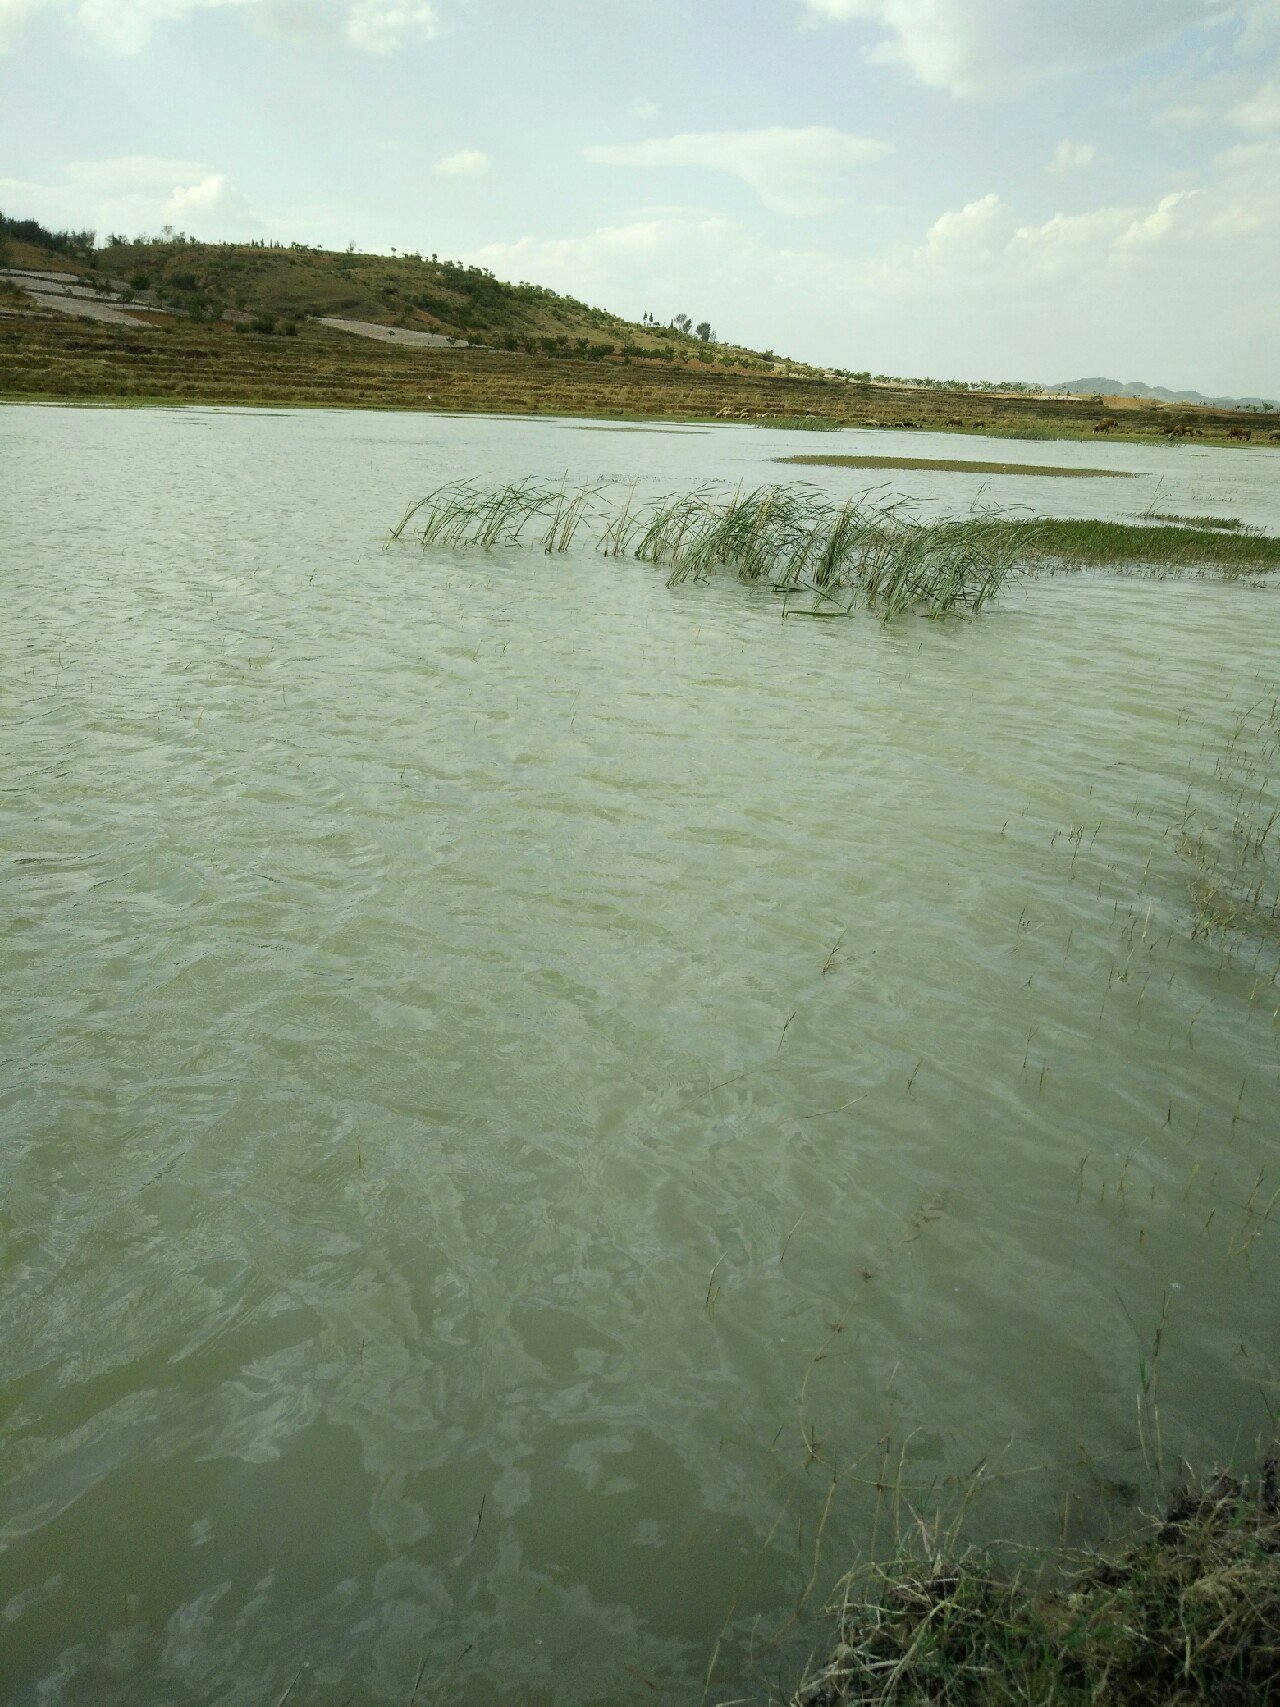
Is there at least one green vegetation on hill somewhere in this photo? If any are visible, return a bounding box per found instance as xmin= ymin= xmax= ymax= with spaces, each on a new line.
xmin=1 ymin=210 xmax=774 ymax=371
xmin=0 ymin=211 xmax=97 ymax=262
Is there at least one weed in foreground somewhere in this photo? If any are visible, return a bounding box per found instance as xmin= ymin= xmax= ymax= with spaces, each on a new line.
xmin=792 ymin=1457 xmax=1280 ymax=1705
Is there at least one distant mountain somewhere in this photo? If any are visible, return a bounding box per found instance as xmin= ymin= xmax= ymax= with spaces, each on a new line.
xmin=1054 ymin=377 xmax=1279 ymax=411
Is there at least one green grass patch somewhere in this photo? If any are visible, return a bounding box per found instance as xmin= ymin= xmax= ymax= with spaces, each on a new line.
xmin=1144 ymin=512 xmax=1250 ymax=532
xmin=793 ymin=1460 xmax=1280 ymax=1706
xmin=1018 ymin=518 xmax=1280 ymax=574
xmin=777 ymin=454 xmax=1133 ymax=478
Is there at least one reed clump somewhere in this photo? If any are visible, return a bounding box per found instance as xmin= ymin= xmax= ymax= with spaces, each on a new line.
xmin=390 ymin=477 xmax=564 ymax=549
xmin=792 ymin=1458 xmax=1280 ymax=1705
xmin=392 ymin=480 xmax=1024 ymax=621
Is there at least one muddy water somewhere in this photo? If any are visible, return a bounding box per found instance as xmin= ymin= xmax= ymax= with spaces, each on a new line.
xmin=2 ymin=405 xmax=1278 ymax=1705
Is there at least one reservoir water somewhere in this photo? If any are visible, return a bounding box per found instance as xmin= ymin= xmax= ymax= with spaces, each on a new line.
xmin=2 ymin=404 xmax=1278 ymax=1704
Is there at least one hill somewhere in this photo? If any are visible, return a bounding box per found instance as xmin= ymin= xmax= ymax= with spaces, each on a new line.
xmin=1055 ymin=376 xmax=1280 ymax=411
xmin=2 ymin=213 xmax=1278 ymax=445
xmin=0 ymin=211 xmax=777 ymax=374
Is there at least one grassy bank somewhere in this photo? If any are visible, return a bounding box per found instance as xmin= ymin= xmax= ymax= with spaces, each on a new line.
xmin=792 ymin=1459 xmax=1280 ymax=1705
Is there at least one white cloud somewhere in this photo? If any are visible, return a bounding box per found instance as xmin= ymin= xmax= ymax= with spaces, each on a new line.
xmin=343 ymin=0 xmax=436 ymax=52
xmin=71 ymin=0 xmax=256 ymax=53
xmin=799 ymin=0 xmax=1239 ymax=98
xmin=473 ymin=139 xmax=1280 ymax=394
xmin=1233 ymin=0 xmax=1280 ymax=53
xmin=1231 ymin=77 xmax=1280 ymax=127
xmin=1157 ymin=102 xmax=1214 ymax=126
xmin=584 ymin=126 xmax=891 ymax=215
xmin=432 ymin=147 xmax=489 ymax=177
xmin=64 ymin=154 xmax=214 ymax=192
xmin=474 ymin=213 xmax=751 ymax=313
xmin=0 ymin=156 xmax=268 ymax=240
xmin=0 ymin=0 xmax=44 ymax=50
xmin=0 ymin=0 xmax=439 ymax=53
xmin=1048 ymin=140 xmax=1098 ymax=174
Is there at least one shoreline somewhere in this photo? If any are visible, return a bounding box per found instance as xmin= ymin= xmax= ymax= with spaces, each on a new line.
xmin=5 ymin=388 xmax=1280 ymax=465
xmin=5 ymin=312 xmax=1279 ymax=448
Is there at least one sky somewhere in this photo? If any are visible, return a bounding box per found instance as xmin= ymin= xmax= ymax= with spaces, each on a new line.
xmin=2 ymin=0 xmax=1278 ymax=394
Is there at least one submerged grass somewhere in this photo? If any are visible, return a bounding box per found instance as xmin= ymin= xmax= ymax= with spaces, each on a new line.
xmin=776 ymin=454 xmax=1134 ymax=479
xmin=391 ymin=481 xmax=1280 ymax=620
xmin=792 ymin=1458 xmax=1280 ymax=1706
xmin=1180 ymin=695 xmax=1280 ymax=956
xmin=389 ymin=476 xmax=556 ymax=549
xmin=1145 ymin=513 xmax=1251 ymax=532
xmin=1018 ymin=519 xmax=1280 ymax=575
xmin=393 ymin=479 xmax=1025 ymax=620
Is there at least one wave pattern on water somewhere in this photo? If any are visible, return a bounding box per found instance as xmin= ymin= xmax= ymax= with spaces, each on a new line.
xmin=2 ymin=405 xmax=1278 ymax=1706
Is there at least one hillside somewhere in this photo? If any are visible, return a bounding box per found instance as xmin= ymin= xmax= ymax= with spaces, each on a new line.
xmin=2 ymin=214 xmax=1278 ymax=444
xmin=0 ymin=213 xmax=777 ymax=373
